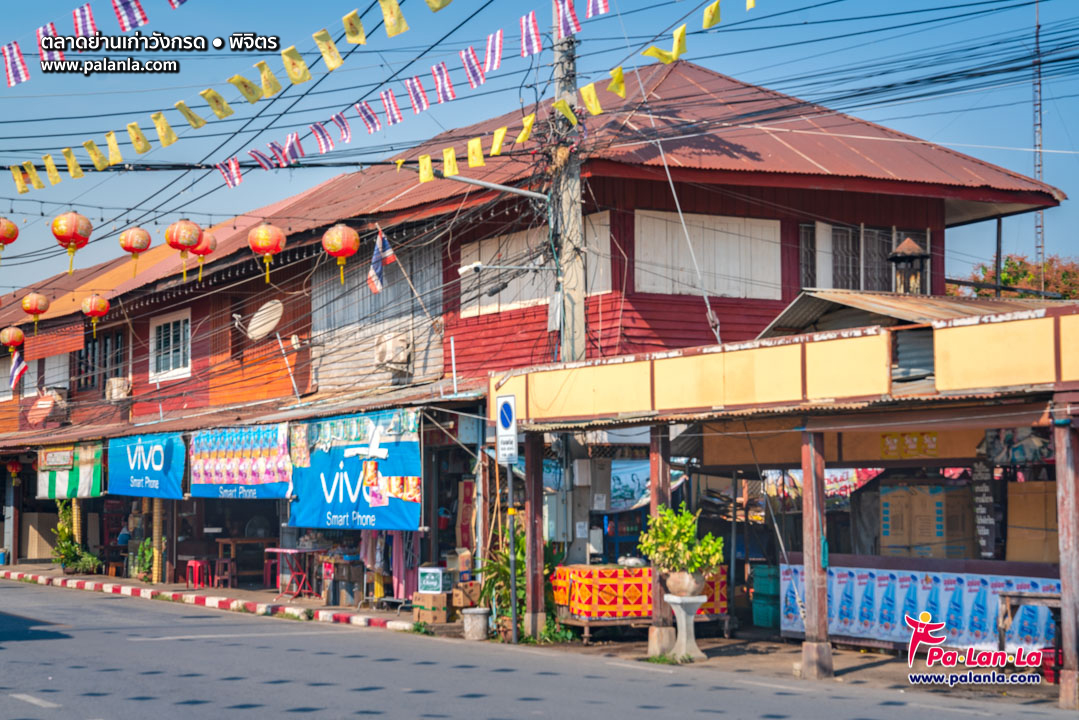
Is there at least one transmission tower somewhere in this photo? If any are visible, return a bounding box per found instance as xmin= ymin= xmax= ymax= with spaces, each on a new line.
xmin=1033 ymin=0 xmax=1045 ymax=291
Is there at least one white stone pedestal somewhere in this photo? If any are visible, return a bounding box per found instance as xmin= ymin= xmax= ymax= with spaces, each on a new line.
xmin=664 ymin=593 xmax=706 ymax=662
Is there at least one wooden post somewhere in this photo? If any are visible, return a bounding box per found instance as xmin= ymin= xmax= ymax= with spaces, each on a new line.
xmin=71 ymin=498 xmax=82 ymax=547
xmin=648 ymin=425 xmax=674 ymax=657
xmin=1055 ymin=419 xmax=1079 ymax=709
xmin=523 ymin=432 xmax=545 ymax=639
xmin=152 ymin=497 xmax=163 ymax=584
xmin=800 ymin=431 xmax=833 ymax=679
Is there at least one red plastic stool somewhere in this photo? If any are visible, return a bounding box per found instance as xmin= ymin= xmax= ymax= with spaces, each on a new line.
xmin=185 ymin=559 xmax=211 ymax=589
xmin=213 ymin=557 xmax=237 ymax=589
xmin=263 ymin=557 xmax=279 ymax=590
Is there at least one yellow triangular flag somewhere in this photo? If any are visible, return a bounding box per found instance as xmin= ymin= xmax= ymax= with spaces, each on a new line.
xmin=343 ymin=9 xmax=367 ymax=45
xmin=281 ymin=45 xmax=312 ymax=84
xmin=312 ymin=29 xmax=344 ymax=72
xmin=254 ymin=61 xmax=282 ymax=98
xmin=22 ymin=162 xmax=44 ymax=189
xmin=490 ymin=126 xmax=508 ymax=156
xmin=83 ymin=140 xmax=108 ymax=171
xmin=228 ymin=74 xmax=262 ymax=103
xmin=703 ymin=0 xmax=721 ymax=28
xmin=105 ymin=131 xmax=123 ymax=165
xmin=515 ymin=113 xmax=536 ymax=144
xmin=10 ymin=166 xmax=28 ymax=194
xmin=579 ymin=83 xmax=602 ymax=116
xmin=467 ymin=137 xmax=485 ymax=168
xmin=395 ymin=158 xmax=405 ymax=171
xmin=425 ymin=0 xmax=452 ymax=10
xmin=442 ymin=147 xmax=458 ymax=177
xmin=150 ymin=112 xmax=178 ymax=147
xmin=175 ymin=101 xmax=207 ymax=129
xmin=418 ymin=154 xmax=434 ymax=182
xmin=378 ymin=0 xmax=409 ymax=37
xmin=642 ymin=24 xmax=686 ymax=64
xmin=199 ymin=88 xmax=234 ymax=119
xmin=43 ymin=155 xmax=61 ymax=185
xmin=126 ymin=122 xmax=152 ymax=154
xmin=61 ymin=148 xmax=84 ymax=178
xmin=747 ymin=0 xmax=755 ymax=9
xmin=607 ymin=66 xmax=626 ymax=99
xmin=553 ymin=98 xmax=578 ymax=126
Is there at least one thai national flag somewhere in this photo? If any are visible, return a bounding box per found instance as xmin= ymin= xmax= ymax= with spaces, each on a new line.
xmin=73 ymin=4 xmax=98 ymax=38
xmin=460 ymin=46 xmax=485 ymax=89
xmin=37 ymin=24 xmax=64 ymax=62
xmin=216 ymin=159 xmax=241 ymax=188
xmin=380 ymin=89 xmax=403 ymax=126
xmin=112 ymin=0 xmax=149 ymax=32
xmin=310 ymin=122 xmax=334 ymax=153
xmin=554 ymin=0 xmax=581 ymax=41
xmin=367 ymin=238 xmax=385 ymax=294
xmin=377 ymin=227 xmax=396 ymax=264
xmin=404 ymin=76 xmax=429 ymax=114
xmin=520 ymin=11 xmax=542 ymax=57
xmin=484 ymin=29 xmax=503 ymax=73
xmin=2 ymin=42 xmax=30 ymax=88
xmin=249 ymin=149 xmax=274 ymax=171
xmin=331 ymin=112 xmax=351 ymax=143
xmin=431 ymin=62 xmax=455 ymax=103
xmin=586 ymin=0 xmax=609 ymax=19
xmin=267 ymin=141 xmax=289 ymax=168
xmin=355 ymin=101 xmax=381 ymax=134
xmin=9 ymin=350 xmax=26 ymax=390
xmin=284 ymin=132 xmax=305 ymax=162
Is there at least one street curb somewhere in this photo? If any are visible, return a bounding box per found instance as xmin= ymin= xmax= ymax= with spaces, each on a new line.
xmin=0 ymin=569 xmax=414 ymax=635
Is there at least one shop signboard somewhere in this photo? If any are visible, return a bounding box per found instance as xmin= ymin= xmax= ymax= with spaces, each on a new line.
xmin=189 ymin=424 xmax=292 ymax=499
xmin=37 ymin=443 xmax=103 ymax=499
xmin=107 ymin=433 xmax=185 ymax=499
xmin=289 ymin=409 xmax=422 ymax=531
xmin=970 ymin=461 xmax=997 ymax=559
xmin=780 ymin=563 xmax=1059 ymax=652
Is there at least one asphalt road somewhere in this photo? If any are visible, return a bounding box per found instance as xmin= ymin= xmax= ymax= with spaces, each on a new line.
xmin=0 ymin=581 xmax=1070 ymax=720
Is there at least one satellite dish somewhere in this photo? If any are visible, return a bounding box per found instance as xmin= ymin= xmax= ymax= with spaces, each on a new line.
xmin=246 ymin=300 xmax=283 ymax=342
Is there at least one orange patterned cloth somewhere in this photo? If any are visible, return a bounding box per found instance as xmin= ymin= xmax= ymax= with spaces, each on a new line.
xmin=553 ymin=565 xmax=728 ymax=620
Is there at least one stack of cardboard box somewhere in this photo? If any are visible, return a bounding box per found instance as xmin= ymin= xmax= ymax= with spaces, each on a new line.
xmin=412 ymin=592 xmax=456 ymax=624
xmin=879 ymin=485 xmax=975 ymax=559
xmin=1005 ymin=481 xmax=1058 ymax=563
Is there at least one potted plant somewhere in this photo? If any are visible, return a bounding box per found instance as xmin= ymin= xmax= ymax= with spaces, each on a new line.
xmin=638 ymin=502 xmax=724 ymax=597
xmin=479 ymin=522 xmax=566 ymax=642
xmin=50 ymin=500 xmax=101 ymax=575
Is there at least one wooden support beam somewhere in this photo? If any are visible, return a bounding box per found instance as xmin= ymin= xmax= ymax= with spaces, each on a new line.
xmin=800 ymin=431 xmax=834 ymax=680
xmin=1054 ymin=419 xmax=1079 ymax=710
xmin=648 ymin=425 xmax=675 ymax=656
xmin=523 ymin=432 xmax=545 ymax=639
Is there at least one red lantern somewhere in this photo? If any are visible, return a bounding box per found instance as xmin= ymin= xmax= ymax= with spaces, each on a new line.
xmin=0 ymin=326 xmax=24 ymax=355
xmin=20 ymin=292 xmax=49 ymax=335
xmin=322 ymin=224 xmax=360 ymax=285
xmin=0 ymin=216 xmax=18 ymax=265
xmin=189 ymin=229 xmax=217 ymax=282
xmin=248 ymin=223 xmax=287 ymax=283
xmin=165 ymin=219 xmax=202 ymax=282
xmin=81 ymin=294 xmax=110 ymax=338
xmin=119 ymin=227 xmax=152 ymax=279
xmin=52 ymin=211 xmax=93 ymax=275
xmin=6 ymin=459 xmax=21 ymax=487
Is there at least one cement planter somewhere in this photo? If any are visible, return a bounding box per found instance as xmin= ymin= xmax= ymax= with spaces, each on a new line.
xmin=665 ymin=571 xmax=705 ymax=597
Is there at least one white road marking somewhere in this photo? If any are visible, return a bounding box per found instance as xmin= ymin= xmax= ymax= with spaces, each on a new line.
xmin=910 ymin=702 xmax=994 ymax=717
xmin=606 ymin=661 xmax=674 ymax=674
xmin=10 ymin=693 xmax=61 ymax=709
xmin=734 ymin=678 xmax=818 ymax=693
xmin=129 ymin=630 xmax=345 ymax=642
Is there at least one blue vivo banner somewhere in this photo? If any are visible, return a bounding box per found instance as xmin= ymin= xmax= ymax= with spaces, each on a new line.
xmin=189 ymin=424 xmax=291 ymax=499
xmin=289 ymin=409 xmax=422 ymax=531
xmin=107 ymin=433 xmax=186 ymax=499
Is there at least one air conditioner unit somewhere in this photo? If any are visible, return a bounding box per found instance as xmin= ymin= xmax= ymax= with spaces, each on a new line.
xmin=105 ymin=377 xmax=132 ymax=401
xmin=374 ymin=334 xmax=411 ymax=371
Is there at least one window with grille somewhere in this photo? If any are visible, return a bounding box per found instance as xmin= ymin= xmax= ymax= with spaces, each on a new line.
xmin=149 ymin=309 xmax=191 ymax=382
xmin=76 ymin=331 xmax=125 ymax=392
xmin=798 ymin=223 xmax=930 ymax=294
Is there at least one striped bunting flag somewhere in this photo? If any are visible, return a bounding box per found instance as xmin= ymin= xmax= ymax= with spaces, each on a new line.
xmin=112 ymin=0 xmax=149 ymax=32
xmin=168 ymin=0 xmax=189 ymax=7
xmin=2 ymin=42 xmax=30 ymax=87
xmin=404 ymin=76 xmax=429 ymax=114
xmin=248 ymin=149 xmax=274 ymax=171
xmin=37 ymin=24 xmax=64 ymax=62
xmin=216 ymin=157 xmax=242 ymax=188
xmin=331 ymin=112 xmax=351 ymax=143
xmin=431 ymin=62 xmax=455 ymax=103
xmin=520 ymin=11 xmax=541 ymax=57
xmin=310 ymin=122 xmax=334 ymax=153
xmin=380 ymin=89 xmax=403 ymax=125
xmin=484 ymin=29 xmax=503 ymax=73
xmin=73 ymin=4 xmax=98 ymax=38
xmin=586 ymin=0 xmax=609 ymax=19
xmin=37 ymin=443 xmax=104 ymax=500
xmin=267 ymin=141 xmax=289 ymax=168
xmin=355 ymin=101 xmax=381 ymax=133
xmin=284 ymin=132 xmax=305 ymax=162
xmin=460 ymin=46 xmax=484 ymax=89
xmin=554 ymin=0 xmax=581 ymax=41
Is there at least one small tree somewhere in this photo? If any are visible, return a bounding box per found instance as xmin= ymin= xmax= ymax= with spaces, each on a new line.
xmin=949 ymin=253 xmax=1079 ymax=298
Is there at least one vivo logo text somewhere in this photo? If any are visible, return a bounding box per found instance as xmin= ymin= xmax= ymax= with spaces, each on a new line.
xmin=126 ymin=443 xmax=165 ymax=472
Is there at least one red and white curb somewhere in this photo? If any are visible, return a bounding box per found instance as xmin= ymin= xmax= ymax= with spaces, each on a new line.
xmin=0 ymin=569 xmax=410 ymax=632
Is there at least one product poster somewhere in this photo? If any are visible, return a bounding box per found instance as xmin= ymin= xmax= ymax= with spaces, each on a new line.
xmin=107 ymin=433 xmax=185 ymax=499
xmin=780 ymin=564 xmax=1059 ymax=652
xmin=189 ymin=424 xmax=292 ymax=499
xmin=289 ymin=409 xmax=422 ymax=531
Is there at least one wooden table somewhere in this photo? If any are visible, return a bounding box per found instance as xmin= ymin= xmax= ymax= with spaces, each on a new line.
xmin=997 ymin=590 xmax=1061 ymax=651
xmin=216 ymin=538 xmax=277 ymax=578
xmin=264 ymin=548 xmax=328 ymax=601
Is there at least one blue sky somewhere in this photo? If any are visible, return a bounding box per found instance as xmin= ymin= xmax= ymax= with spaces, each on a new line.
xmin=0 ymin=0 xmax=1074 ymax=291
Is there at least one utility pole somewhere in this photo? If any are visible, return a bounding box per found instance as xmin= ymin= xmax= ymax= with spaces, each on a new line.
xmin=1033 ymin=0 xmax=1045 ymax=292
xmin=552 ymin=7 xmax=586 ymax=363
